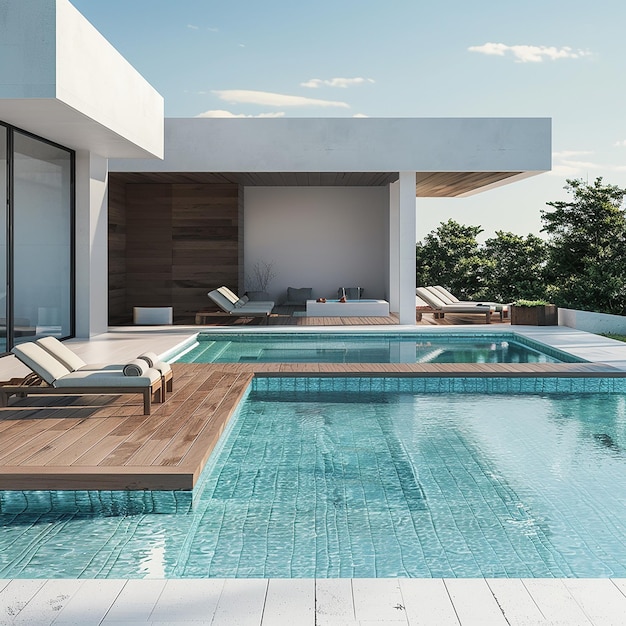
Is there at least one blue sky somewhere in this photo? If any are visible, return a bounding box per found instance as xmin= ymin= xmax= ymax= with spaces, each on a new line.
xmin=71 ymin=0 xmax=626 ymax=241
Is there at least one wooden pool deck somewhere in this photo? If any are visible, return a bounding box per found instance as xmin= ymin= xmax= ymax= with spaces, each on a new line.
xmin=0 ymin=358 xmax=623 ymax=492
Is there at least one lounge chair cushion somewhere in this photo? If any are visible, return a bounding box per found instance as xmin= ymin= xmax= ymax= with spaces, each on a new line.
xmin=208 ymin=290 xmax=236 ymax=312
xmin=285 ymin=287 xmax=312 ymax=305
xmin=123 ymin=359 xmax=149 ymax=376
xmin=53 ymin=368 xmax=161 ymax=388
xmin=338 ymin=287 xmax=363 ymax=300
xmin=12 ymin=342 xmax=72 ymax=384
xmin=217 ymin=287 xmax=240 ymax=304
xmin=35 ymin=336 xmax=87 ymax=371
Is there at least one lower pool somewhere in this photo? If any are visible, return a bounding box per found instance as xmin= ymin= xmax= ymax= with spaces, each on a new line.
xmin=175 ymin=331 xmax=580 ymax=364
xmin=2 ymin=376 xmax=626 ymax=578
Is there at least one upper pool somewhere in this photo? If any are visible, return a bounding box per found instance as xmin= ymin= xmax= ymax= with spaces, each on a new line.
xmin=174 ymin=331 xmax=581 ymax=364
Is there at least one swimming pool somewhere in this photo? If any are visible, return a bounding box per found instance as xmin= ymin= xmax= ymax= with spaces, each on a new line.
xmin=2 ymin=376 xmax=626 ymax=578
xmin=176 ymin=331 xmax=580 ymax=364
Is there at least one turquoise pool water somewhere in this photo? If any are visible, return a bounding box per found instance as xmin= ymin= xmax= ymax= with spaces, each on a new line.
xmin=2 ymin=377 xmax=626 ymax=578
xmin=177 ymin=332 xmax=580 ymax=364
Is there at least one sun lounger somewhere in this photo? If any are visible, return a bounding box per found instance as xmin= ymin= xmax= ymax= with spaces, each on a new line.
xmin=208 ymin=288 xmax=274 ymax=318
xmin=3 ymin=342 xmax=163 ymax=415
xmin=427 ymin=286 xmax=509 ymax=320
xmin=416 ymin=287 xmax=495 ymax=323
xmin=35 ymin=337 xmax=174 ymax=398
xmin=217 ymin=286 xmax=274 ymax=308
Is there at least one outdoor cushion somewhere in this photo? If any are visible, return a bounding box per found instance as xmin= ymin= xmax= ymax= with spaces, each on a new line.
xmin=208 ymin=290 xmax=236 ymax=312
xmin=338 ymin=287 xmax=364 ymax=300
xmin=53 ymin=368 xmax=161 ymax=388
xmin=217 ymin=286 xmax=240 ymax=304
xmin=36 ymin=336 xmax=87 ymax=371
xmin=12 ymin=342 xmax=72 ymax=384
xmin=286 ymin=287 xmax=312 ymax=305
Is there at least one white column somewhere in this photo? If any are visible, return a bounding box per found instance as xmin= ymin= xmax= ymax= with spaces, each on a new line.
xmin=74 ymin=151 xmax=109 ymax=337
xmin=388 ymin=181 xmax=400 ymax=311
xmin=397 ymin=171 xmax=416 ymax=324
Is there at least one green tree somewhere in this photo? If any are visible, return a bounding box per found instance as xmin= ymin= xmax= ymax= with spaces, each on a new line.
xmin=415 ymin=219 xmax=488 ymax=299
xmin=541 ymin=177 xmax=626 ymax=314
xmin=481 ymin=231 xmax=549 ymax=303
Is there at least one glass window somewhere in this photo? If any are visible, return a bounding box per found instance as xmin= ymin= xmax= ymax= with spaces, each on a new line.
xmin=13 ymin=131 xmax=72 ymax=343
xmin=0 ymin=126 xmax=6 ymax=352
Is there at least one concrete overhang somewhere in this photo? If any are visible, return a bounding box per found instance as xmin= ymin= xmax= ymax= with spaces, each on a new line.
xmin=0 ymin=0 xmax=163 ymax=159
xmin=110 ymin=117 xmax=551 ymax=197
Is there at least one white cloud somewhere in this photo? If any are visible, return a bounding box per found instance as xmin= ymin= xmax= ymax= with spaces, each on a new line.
xmin=615 ymin=140 xmax=626 ymax=147
xmin=196 ymin=109 xmax=286 ymax=118
xmin=212 ymin=89 xmax=350 ymax=108
xmin=550 ymin=150 xmax=626 ymax=177
xmin=301 ymin=77 xmax=375 ymax=89
xmin=469 ymin=42 xmax=591 ymax=63
xmin=353 ymin=113 xmax=369 ymax=118
xmin=187 ymin=24 xmax=199 ymax=30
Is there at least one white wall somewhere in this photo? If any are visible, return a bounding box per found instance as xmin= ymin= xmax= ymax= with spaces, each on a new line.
xmin=111 ymin=117 xmax=551 ymax=175
xmin=559 ymin=308 xmax=626 ymax=335
xmin=244 ymin=187 xmax=389 ymax=302
xmin=0 ymin=0 xmax=164 ymax=159
xmin=75 ymin=151 xmax=109 ymax=337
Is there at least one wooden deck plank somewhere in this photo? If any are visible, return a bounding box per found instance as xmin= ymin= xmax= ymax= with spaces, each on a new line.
xmin=99 ymin=369 xmax=217 ymax=467
xmin=153 ymin=373 xmax=252 ymax=467
xmin=177 ymin=373 xmax=253 ymax=471
xmin=24 ymin=415 xmax=125 ymax=466
xmin=122 ymin=371 xmax=236 ymax=467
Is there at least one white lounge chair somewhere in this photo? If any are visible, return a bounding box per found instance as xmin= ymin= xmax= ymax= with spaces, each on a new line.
xmin=416 ymin=287 xmax=495 ymax=323
xmin=35 ymin=336 xmax=173 ymax=398
xmin=208 ymin=287 xmax=274 ymax=318
xmin=4 ymin=342 xmax=163 ymax=415
xmin=427 ymin=286 xmax=509 ymax=320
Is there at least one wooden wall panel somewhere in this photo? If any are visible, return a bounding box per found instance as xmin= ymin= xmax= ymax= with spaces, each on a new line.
xmin=171 ymin=184 xmax=239 ymax=321
xmin=108 ymin=177 xmax=239 ymax=324
xmin=108 ymin=178 xmax=127 ymax=325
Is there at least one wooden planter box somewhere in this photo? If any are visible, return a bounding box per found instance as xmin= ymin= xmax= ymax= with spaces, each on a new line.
xmin=510 ymin=304 xmax=558 ymax=326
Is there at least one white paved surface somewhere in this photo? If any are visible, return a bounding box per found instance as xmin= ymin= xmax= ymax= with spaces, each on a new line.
xmin=3 ymin=578 xmax=626 ymax=625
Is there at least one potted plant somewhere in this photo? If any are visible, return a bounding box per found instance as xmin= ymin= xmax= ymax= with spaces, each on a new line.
xmin=245 ymin=260 xmax=276 ymax=301
xmin=510 ymin=299 xmax=558 ymax=326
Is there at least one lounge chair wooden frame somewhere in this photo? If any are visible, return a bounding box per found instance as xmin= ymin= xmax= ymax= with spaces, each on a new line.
xmin=0 ymin=375 xmax=162 ymax=415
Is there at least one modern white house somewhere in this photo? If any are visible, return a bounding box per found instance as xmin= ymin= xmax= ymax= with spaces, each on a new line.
xmin=0 ymin=0 xmax=551 ymax=353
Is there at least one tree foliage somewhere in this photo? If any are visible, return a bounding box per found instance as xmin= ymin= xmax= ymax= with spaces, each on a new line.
xmin=481 ymin=231 xmax=549 ymax=303
xmin=415 ymin=220 xmax=548 ymax=303
xmin=415 ymin=220 xmax=487 ymax=299
xmin=415 ymin=177 xmax=626 ymax=316
xmin=541 ymin=177 xmax=626 ymax=314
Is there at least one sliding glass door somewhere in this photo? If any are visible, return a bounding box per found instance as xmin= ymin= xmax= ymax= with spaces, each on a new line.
xmin=0 ymin=126 xmax=6 ymax=353
xmin=0 ymin=123 xmax=74 ymax=352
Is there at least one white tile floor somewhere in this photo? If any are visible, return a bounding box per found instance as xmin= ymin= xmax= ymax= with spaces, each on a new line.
xmin=2 ymin=323 xmax=626 ymax=625
xmin=3 ymin=577 xmax=626 ymax=625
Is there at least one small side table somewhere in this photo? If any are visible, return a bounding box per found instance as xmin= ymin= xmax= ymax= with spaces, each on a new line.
xmin=133 ymin=307 xmax=173 ymax=325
